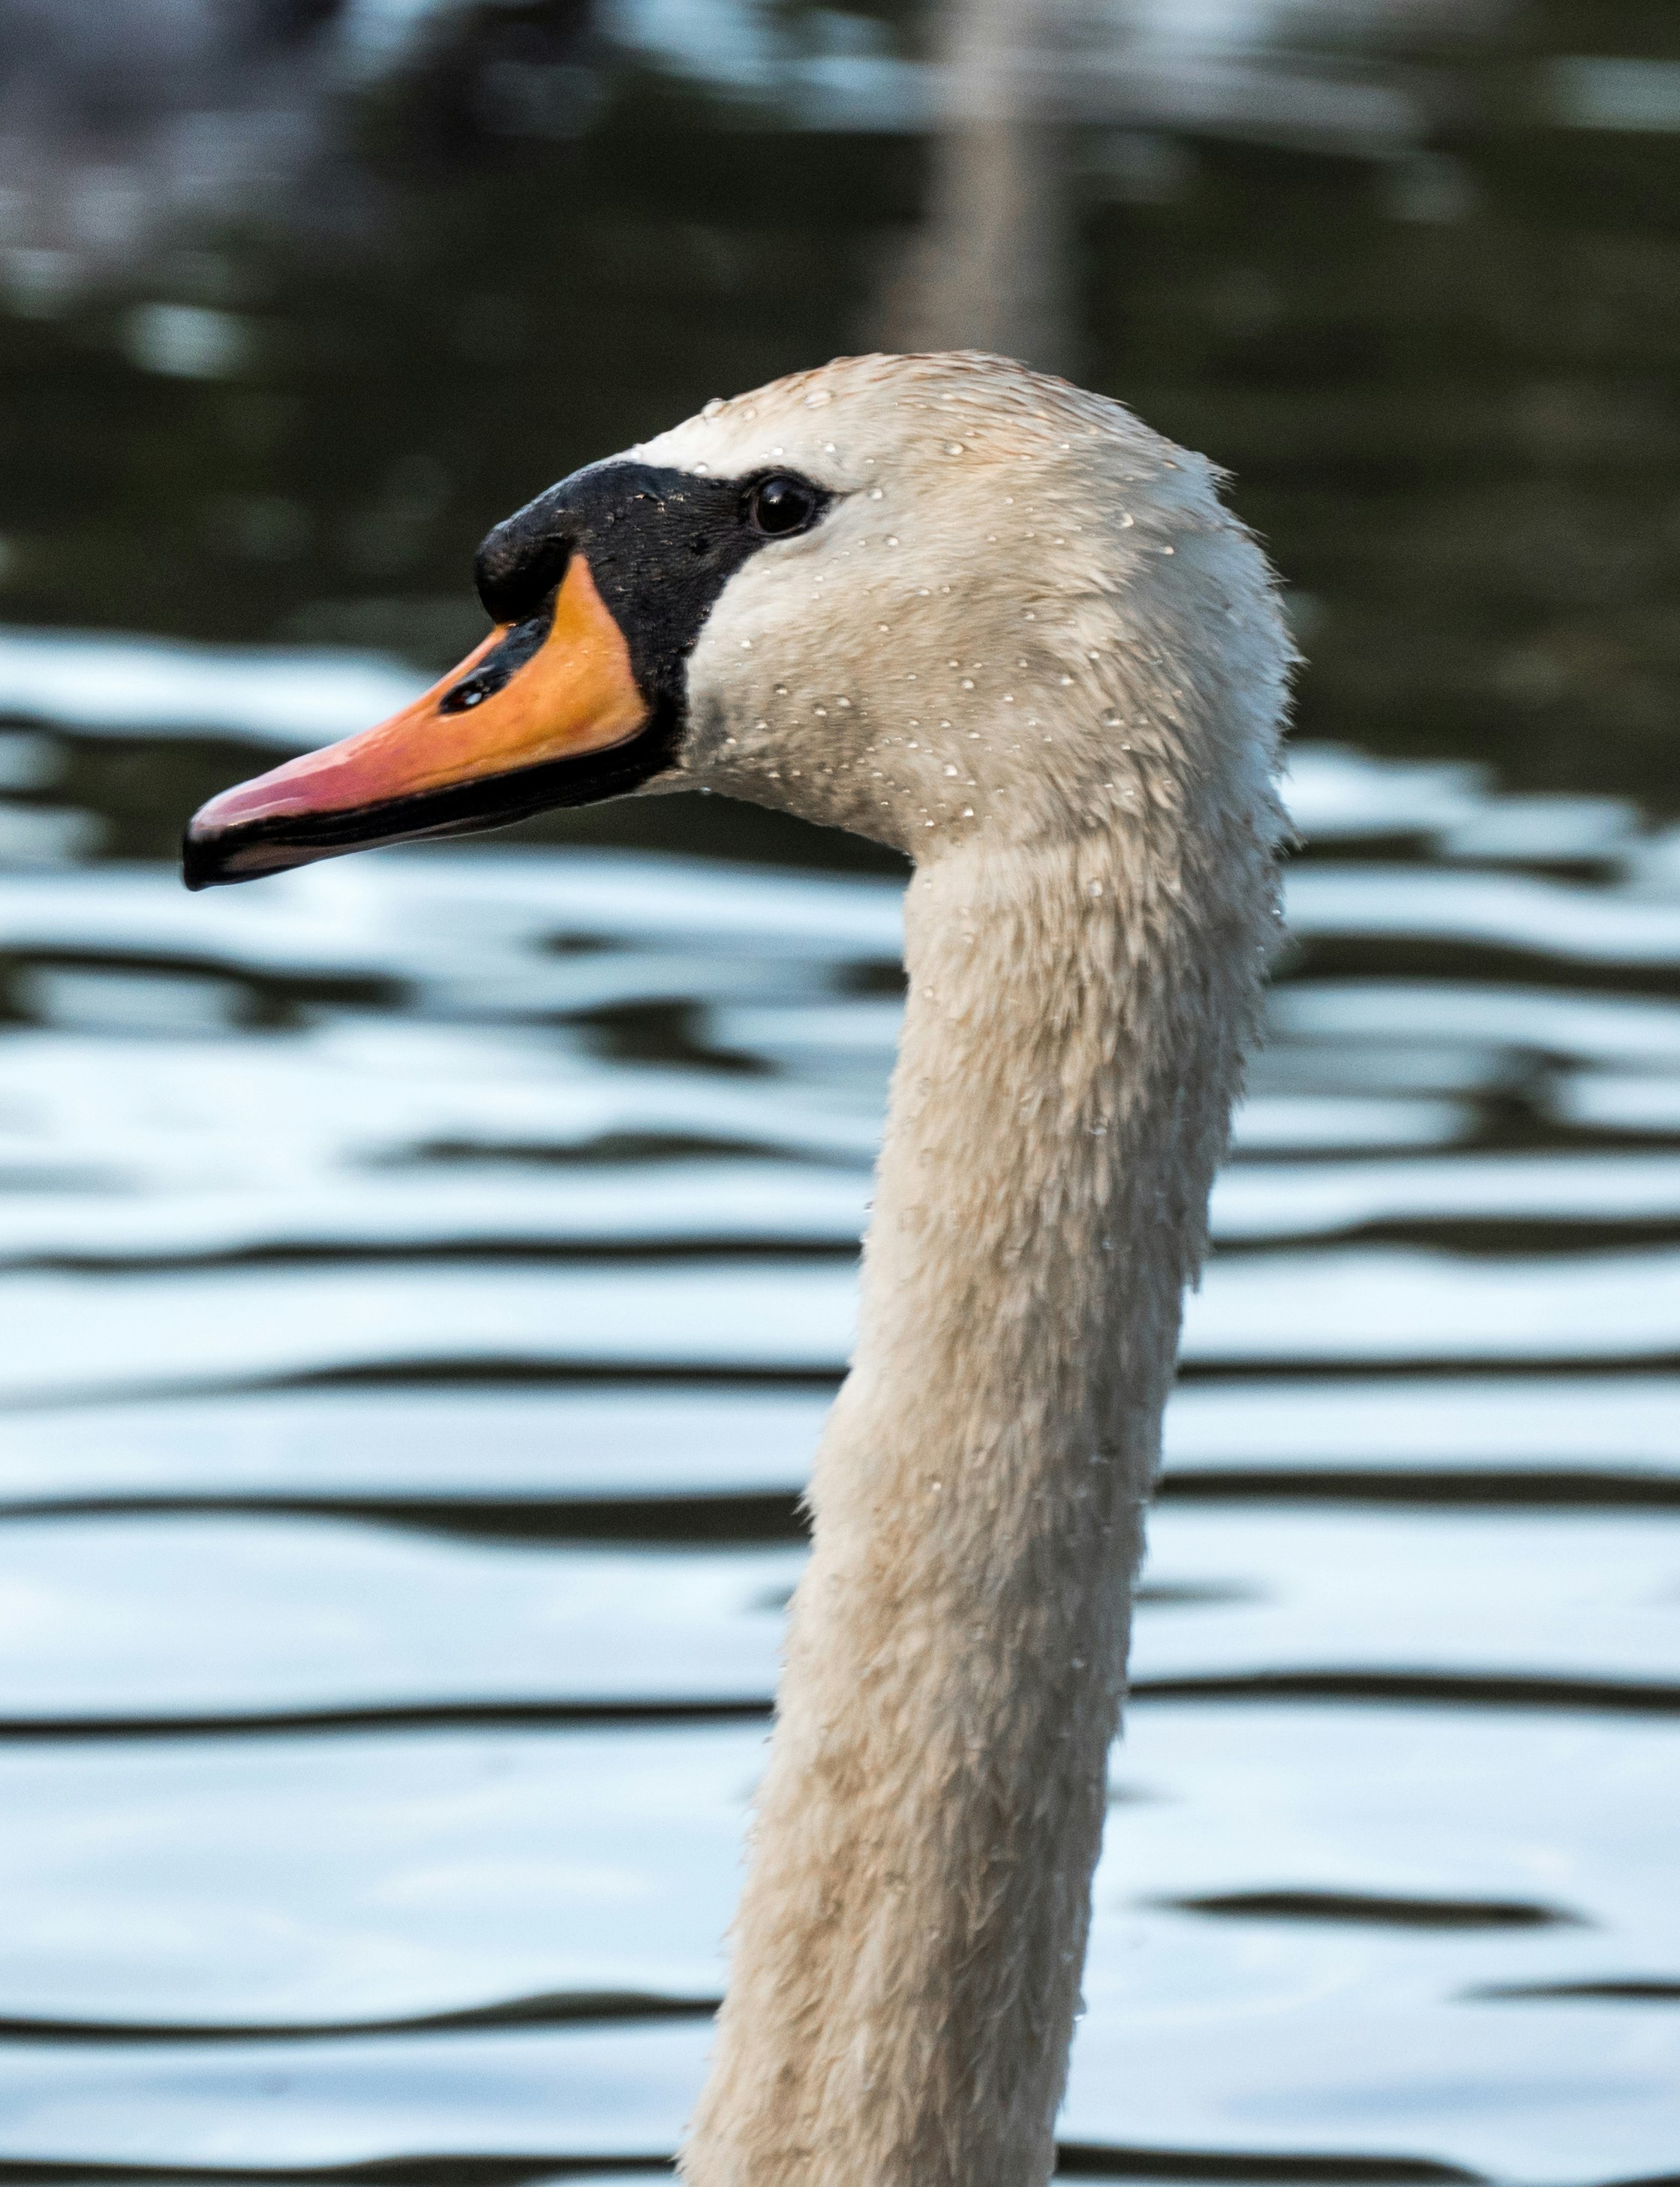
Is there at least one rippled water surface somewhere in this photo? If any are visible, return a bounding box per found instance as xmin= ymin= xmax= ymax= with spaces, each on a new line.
xmin=2 ymin=701 xmax=1678 ymax=2183
xmin=4 ymin=3 xmax=1680 ymax=2179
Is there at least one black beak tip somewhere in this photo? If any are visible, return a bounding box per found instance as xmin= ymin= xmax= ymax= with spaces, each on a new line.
xmin=181 ymin=824 xmax=240 ymax=892
xmin=181 ymin=827 xmax=215 ymax=892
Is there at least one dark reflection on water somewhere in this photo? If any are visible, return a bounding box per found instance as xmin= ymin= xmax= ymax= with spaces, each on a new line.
xmin=4 ymin=2 xmax=1680 ymax=814
xmin=2 ymin=3 xmax=1680 ymax=2183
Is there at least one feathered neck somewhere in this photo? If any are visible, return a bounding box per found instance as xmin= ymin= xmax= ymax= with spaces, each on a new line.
xmin=682 ymin=781 xmax=1276 ymax=2185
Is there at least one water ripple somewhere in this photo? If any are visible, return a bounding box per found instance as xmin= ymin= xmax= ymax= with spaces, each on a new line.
xmin=2 ymin=718 xmax=1679 ymax=2179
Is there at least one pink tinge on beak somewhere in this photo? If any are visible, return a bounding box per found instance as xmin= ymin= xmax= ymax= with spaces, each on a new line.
xmin=182 ymin=557 xmax=649 ymax=889
xmin=187 ymin=697 xmax=477 ymax=839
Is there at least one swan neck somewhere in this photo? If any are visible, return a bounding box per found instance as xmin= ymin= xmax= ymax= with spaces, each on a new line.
xmin=683 ymin=823 xmax=1266 ymax=2187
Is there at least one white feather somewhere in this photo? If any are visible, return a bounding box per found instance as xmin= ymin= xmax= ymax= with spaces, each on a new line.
xmin=636 ymin=350 xmax=1292 ymax=2186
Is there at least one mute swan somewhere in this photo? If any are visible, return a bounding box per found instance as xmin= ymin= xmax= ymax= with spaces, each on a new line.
xmin=185 ymin=351 xmax=1291 ymax=2187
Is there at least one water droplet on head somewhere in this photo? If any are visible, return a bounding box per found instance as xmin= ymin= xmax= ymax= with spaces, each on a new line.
xmin=823 ymin=442 xmax=837 ymax=454
xmin=804 ymin=389 xmax=833 ymax=408
xmin=702 ymin=397 xmax=724 ymax=417
xmin=960 ymin=678 xmax=975 ymax=690
xmin=870 ymin=489 xmax=884 ymax=500
xmin=1118 ymin=513 xmax=1134 ymax=528
xmin=1059 ymin=675 xmax=1074 ymax=686
xmin=943 ymin=763 xmax=958 ymax=776
xmin=774 ymin=684 xmax=789 ymax=696
xmin=886 ymin=536 xmax=900 ymax=547
xmin=837 ymin=697 xmax=852 ymax=709
xmin=944 ymin=441 xmax=965 ymax=456
xmin=742 ymin=405 xmax=758 ymax=421
xmin=692 ymin=462 xmax=710 ymax=475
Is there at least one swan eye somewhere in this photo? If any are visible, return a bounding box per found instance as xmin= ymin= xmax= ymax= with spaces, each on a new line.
xmin=747 ymin=474 xmax=821 ymax=538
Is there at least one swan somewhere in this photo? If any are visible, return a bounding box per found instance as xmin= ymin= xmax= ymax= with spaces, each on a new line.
xmin=184 ymin=350 xmax=1291 ymax=2187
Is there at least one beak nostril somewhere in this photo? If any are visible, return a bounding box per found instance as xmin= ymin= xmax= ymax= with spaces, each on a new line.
xmin=440 ymin=674 xmax=494 ymax=714
xmin=439 ymin=600 xmax=556 ymax=717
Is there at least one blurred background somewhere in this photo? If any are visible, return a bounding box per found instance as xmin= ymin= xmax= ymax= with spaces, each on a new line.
xmin=1 ymin=1 xmax=1678 ymax=2179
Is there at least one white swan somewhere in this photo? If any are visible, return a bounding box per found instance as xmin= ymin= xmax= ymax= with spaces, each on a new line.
xmin=185 ymin=350 xmax=1291 ymax=2187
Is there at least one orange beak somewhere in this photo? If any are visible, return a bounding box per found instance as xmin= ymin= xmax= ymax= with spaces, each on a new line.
xmin=183 ymin=555 xmax=651 ymax=889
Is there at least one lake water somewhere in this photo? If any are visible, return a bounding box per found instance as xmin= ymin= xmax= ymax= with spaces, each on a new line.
xmin=1 ymin=4 xmax=1678 ymax=2182
xmin=2 ymin=705 xmax=1677 ymax=2183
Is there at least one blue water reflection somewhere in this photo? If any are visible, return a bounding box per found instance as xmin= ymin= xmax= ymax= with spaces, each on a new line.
xmin=0 ymin=630 xmax=1677 ymax=2178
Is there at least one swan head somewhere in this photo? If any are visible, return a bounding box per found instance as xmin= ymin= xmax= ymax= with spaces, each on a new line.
xmin=183 ymin=352 xmax=1288 ymax=888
